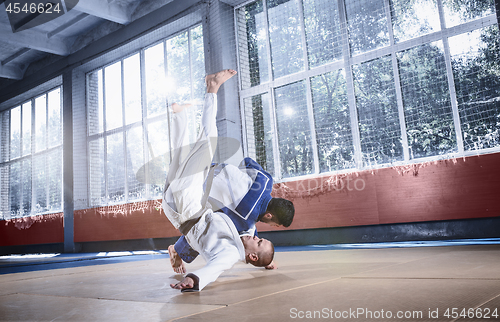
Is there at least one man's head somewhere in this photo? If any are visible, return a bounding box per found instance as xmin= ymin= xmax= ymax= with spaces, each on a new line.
xmin=241 ymin=235 xmax=274 ymax=267
xmin=262 ymin=198 xmax=295 ymax=227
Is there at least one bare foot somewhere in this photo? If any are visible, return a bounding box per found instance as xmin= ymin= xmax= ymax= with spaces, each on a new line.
xmin=168 ymin=245 xmax=186 ymax=274
xmin=205 ymin=69 xmax=237 ymax=93
xmin=171 ymin=103 xmax=192 ymax=114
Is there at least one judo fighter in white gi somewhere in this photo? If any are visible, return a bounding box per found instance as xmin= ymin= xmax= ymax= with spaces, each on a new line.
xmin=168 ymin=156 xmax=295 ymax=273
xmin=162 ymin=69 xmax=274 ymax=292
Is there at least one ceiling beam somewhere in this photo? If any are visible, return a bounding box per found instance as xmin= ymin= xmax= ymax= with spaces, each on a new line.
xmin=47 ymin=12 xmax=89 ymax=38
xmin=0 ymin=23 xmax=70 ymax=55
xmin=72 ymin=0 xmax=131 ymax=24
xmin=0 ymin=63 xmax=24 ymax=80
xmin=1 ymin=48 xmax=31 ymax=65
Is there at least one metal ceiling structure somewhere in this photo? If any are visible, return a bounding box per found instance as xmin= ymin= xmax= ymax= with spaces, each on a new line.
xmin=0 ymin=0 xmax=173 ymax=81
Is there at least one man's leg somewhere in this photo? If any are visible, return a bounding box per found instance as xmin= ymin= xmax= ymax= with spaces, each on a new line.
xmin=163 ymin=103 xmax=190 ymax=196
xmin=169 ymin=69 xmax=237 ymax=290
xmin=167 ymin=69 xmax=237 ymax=223
xmin=165 ymin=103 xmax=193 ymax=274
xmin=164 ymin=70 xmax=236 ymax=272
xmin=168 ymin=236 xmax=198 ymax=274
xmin=163 ymin=96 xmax=214 ymax=272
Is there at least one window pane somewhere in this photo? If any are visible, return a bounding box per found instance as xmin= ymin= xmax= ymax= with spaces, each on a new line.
xmin=89 ymin=138 xmax=105 ymax=205
xmin=353 ymin=56 xmax=403 ymax=165
xmin=311 ymin=70 xmax=355 ymax=171
xmin=237 ymin=0 xmax=270 ymax=89
xmin=22 ymin=102 xmax=31 ymax=156
xmin=391 ymin=0 xmax=441 ymax=43
xmin=48 ymin=88 xmax=61 ymax=148
xmin=10 ymin=162 xmax=21 ymax=216
xmin=22 ymin=159 xmax=32 ymax=215
xmin=191 ymin=25 xmax=206 ymax=102
xmin=244 ymin=93 xmax=275 ymax=176
xmin=47 ymin=147 xmax=62 ymax=212
xmin=267 ymin=0 xmax=305 ymax=79
xmin=126 ymin=125 xmax=146 ymax=200
xmin=35 ymin=95 xmax=46 ymax=152
xmin=107 ymin=132 xmax=125 ymax=203
xmin=167 ymin=33 xmax=190 ymax=104
xmin=147 ymin=119 xmax=170 ymax=197
xmin=105 ymin=61 xmax=123 ymax=130
xmin=443 ymin=0 xmax=495 ymax=28
xmin=124 ymin=54 xmax=142 ymax=125
xmin=88 ymin=69 xmax=104 ymax=135
xmin=346 ymin=0 xmax=389 ymax=55
xmin=10 ymin=106 xmax=21 ymax=159
xmin=303 ymin=0 xmax=343 ymax=68
xmin=449 ymin=26 xmax=500 ymax=151
xmin=0 ymin=113 xmax=3 ymax=163
xmin=33 ymin=154 xmax=47 ymax=212
xmin=0 ymin=164 xmax=8 ymax=219
xmin=275 ymin=81 xmax=313 ymax=177
xmin=398 ymin=41 xmax=457 ymax=158
xmin=145 ymin=43 xmax=167 ymax=117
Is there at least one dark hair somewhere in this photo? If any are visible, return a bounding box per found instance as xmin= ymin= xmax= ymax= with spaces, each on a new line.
xmin=266 ymin=198 xmax=294 ymax=227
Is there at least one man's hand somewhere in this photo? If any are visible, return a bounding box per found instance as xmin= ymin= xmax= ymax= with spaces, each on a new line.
xmin=170 ymin=276 xmax=195 ymax=290
xmin=265 ymin=260 xmax=277 ymax=270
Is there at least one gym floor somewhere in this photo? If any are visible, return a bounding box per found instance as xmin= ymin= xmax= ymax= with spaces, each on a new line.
xmin=1 ymin=239 xmax=500 ymax=321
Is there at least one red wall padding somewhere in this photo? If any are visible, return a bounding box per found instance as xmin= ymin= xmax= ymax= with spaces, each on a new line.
xmin=73 ymin=200 xmax=180 ymax=242
xmin=0 ymin=213 xmax=63 ymax=246
xmin=257 ymin=153 xmax=500 ymax=232
xmin=1 ymin=153 xmax=500 ymax=246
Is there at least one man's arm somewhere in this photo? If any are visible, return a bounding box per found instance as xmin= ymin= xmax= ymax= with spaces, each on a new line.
xmin=170 ymin=246 xmax=241 ymax=292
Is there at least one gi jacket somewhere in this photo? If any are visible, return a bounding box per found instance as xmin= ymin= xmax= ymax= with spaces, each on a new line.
xmin=183 ymin=210 xmax=246 ymax=291
xmin=207 ymin=157 xmax=273 ymax=234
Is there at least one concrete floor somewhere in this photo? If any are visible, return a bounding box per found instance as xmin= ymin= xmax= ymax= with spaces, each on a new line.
xmin=1 ymin=241 xmax=500 ymax=321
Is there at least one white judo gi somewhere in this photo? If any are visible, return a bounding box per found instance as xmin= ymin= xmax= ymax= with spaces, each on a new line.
xmin=162 ymin=93 xmax=246 ymax=292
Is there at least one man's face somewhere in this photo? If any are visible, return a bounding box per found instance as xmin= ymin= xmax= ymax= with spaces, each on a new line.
xmin=241 ymin=235 xmax=272 ymax=253
xmin=260 ymin=214 xmax=282 ymax=227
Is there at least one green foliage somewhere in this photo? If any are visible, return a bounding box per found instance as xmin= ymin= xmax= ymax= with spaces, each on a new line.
xmin=303 ymin=0 xmax=343 ymax=67
xmin=353 ymin=56 xmax=404 ymax=165
xmin=243 ymin=0 xmax=500 ymax=178
xmin=397 ymin=42 xmax=458 ymax=158
xmin=311 ymin=71 xmax=355 ymax=171
xmin=275 ymin=81 xmax=314 ymax=177
xmin=443 ymin=0 xmax=495 ymax=20
xmin=244 ymin=0 xmax=266 ymax=87
xmin=452 ymin=26 xmax=500 ymax=150
xmin=346 ymin=0 xmax=389 ymax=54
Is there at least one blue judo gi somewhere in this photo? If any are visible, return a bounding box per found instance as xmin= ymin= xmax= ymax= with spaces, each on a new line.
xmin=174 ymin=157 xmax=273 ymax=263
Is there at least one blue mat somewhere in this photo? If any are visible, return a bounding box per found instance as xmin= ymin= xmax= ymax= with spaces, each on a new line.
xmin=1 ymin=238 xmax=500 ymax=275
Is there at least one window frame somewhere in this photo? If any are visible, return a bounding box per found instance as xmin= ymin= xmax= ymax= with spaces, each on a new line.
xmin=235 ymin=0 xmax=499 ymax=182
xmin=0 ymin=86 xmax=63 ymax=219
xmin=85 ymin=24 xmax=205 ymax=207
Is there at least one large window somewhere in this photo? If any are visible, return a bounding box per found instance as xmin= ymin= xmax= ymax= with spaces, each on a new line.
xmin=86 ymin=25 xmax=205 ymax=207
xmin=237 ymin=0 xmax=499 ymax=179
xmin=0 ymin=88 xmax=63 ymax=219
